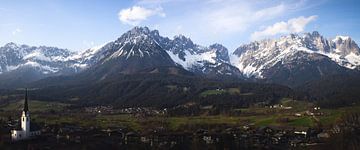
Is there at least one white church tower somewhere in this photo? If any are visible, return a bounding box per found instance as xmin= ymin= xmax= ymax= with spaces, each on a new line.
xmin=11 ymin=89 xmax=41 ymax=141
xmin=21 ymin=89 xmax=30 ymax=136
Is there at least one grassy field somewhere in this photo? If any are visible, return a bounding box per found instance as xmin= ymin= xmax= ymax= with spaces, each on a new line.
xmin=288 ymin=117 xmax=314 ymax=127
xmin=28 ymin=114 xmax=321 ymax=131
xmin=0 ymin=100 xmax=69 ymax=112
xmin=318 ymin=106 xmax=360 ymax=126
xmin=280 ymin=98 xmax=313 ymax=111
xmin=200 ymin=89 xmax=227 ymax=97
xmin=1 ymin=99 xmax=359 ymax=131
xmin=199 ymin=88 xmax=253 ymax=97
xmin=167 ymin=115 xmax=246 ymax=130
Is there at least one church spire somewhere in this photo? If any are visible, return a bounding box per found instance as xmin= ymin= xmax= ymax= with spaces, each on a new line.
xmin=23 ymin=88 xmax=28 ymax=112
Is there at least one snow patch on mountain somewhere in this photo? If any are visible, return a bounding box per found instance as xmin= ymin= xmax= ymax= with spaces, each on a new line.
xmin=332 ymin=36 xmax=350 ymax=42
xmin=7 ymin=61 xmax=59 ymax=74
xmin=345 ymin=52 xmax=360 ymax=66
xmin=23 ymin=50 xmax=52 ymax=61
xmin=0 ymin=43 xmax=76 ymax=75
xmin=231 ymin=32 xmax=360 ymax=78
xmin=167 ymin=50 xmax=217 ymax=69
xmin=2 ymin=28 xmax=359 ymax=81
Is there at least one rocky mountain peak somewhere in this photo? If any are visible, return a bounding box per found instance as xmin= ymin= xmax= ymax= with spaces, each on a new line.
xmin=333 ymin=36 xmax=351 ymax=42
xmin=209 ymin=43 xmax=230 ymax=63
xmin=4 ymin=42 xmax=20 ymax=48
xmin=128 ymin=26 xmax=151 ymax=35
xmin=173 ymin=35 xmax=194 ymax=46
xmin=231 ymin=31 xmax=360 ymax=79
xmin=2 ymin=28 xmax=359 ymax=88
xmin=174 ymin=34 xmax=189 ymax=40
xmin=311 ymin=31 xmax=321 ymax=37
xmin=209 ymin=43 xmax=227 ymax=52
xmin=150 ymin=29 xmax=160 ymax=37
xmin=332 ymin=36 xmax=360 ymax=55
xmin=233 ymin=42 xmax=260 ymax=57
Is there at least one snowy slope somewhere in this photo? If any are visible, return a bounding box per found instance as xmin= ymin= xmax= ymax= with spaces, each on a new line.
xmin=72 ymin=27 xmax=240 ymax=76
xmin=231 ymin=31 xmax=360 ymax=78
xmin=1 ymin=28 xmax=359 ymax=85
xmin=0 ymin=42 xmax=75 ymax=75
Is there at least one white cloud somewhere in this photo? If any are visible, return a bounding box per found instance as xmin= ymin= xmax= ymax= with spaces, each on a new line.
xmin=12 ymin=28 xmax=22 ymax=35
xmin=116 ymin=0 xmax=322 ymax=51
xmin=251 ymin=15 xmax=317 ymax=40
xmin=137 ymin=0 xmax=171 ymax=5
xmin=118 ymin=6 xmax=165 ymax=25
xmin=203 ymin=2 xmax=287 ymax=34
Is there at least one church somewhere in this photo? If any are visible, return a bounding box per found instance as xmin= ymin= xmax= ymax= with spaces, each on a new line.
xmin=11 ymin=89 xmax=41 ymax=141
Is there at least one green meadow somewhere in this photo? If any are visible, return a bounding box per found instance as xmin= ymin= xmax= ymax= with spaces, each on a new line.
xmin=0 ymin=99 xmax=359 ymax=131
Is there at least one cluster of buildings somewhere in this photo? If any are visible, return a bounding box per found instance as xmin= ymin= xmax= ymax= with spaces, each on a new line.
xmin=84 ymin=106 xmax=166 ymax=116
xmin=0 ymin=119 xmax=332 ymax=149
xmin=45 ymin=125 xmax=330 ymax=149
xmin=0 ymin=90 xmax=332 ymax=149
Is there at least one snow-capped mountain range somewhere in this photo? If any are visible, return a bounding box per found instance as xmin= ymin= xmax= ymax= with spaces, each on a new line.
xmin=0 ymin=42 xmax=77 ymax=75
xmin=66 ymin=26 xmax=240 ymax=76
xmin=232 ymin=31 xmax=360 ymax=78
xmin=1 ymin=27 xmax=359 ymax=87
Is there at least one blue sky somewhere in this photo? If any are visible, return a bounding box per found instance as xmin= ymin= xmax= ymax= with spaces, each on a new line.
xmin=0 ymin=0 xmax=359 ymax=52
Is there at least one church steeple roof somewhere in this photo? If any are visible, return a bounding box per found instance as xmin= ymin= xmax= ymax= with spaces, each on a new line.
xmin=23 ymin=88 xmax=28 ymax=112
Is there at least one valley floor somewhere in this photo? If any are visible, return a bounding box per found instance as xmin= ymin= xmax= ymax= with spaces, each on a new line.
xmin=0 ymin=99 xmax=359 ymax=149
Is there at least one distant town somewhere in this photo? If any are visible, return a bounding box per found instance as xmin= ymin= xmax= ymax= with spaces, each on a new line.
xmin=1 ymin=90 xmax=357 ymax=149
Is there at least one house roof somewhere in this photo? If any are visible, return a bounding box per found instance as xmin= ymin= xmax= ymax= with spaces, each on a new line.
xmin=30 ymin=122 xmax=41 ymax=131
